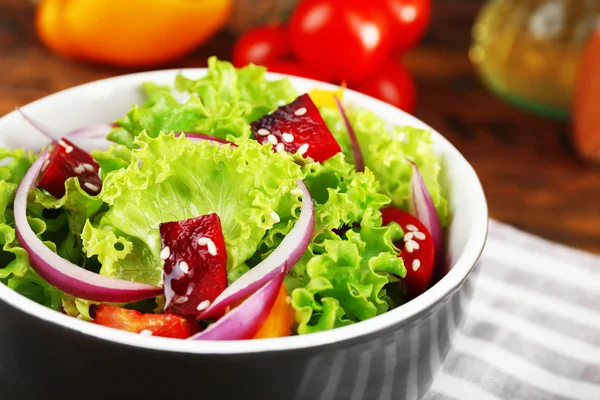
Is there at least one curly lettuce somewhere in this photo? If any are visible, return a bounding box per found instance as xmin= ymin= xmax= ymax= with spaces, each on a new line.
xmin=320 ymin=106 xmax=449 ymax=225
xmin=109 ymin=57 xmax=297 ymax=147
xmin=82 ymin=132 xmax=304 ymax=285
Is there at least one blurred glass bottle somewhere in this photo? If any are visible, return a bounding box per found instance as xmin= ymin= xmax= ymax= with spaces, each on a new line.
xmin=470 ymin=0 xmax=600 ymax=119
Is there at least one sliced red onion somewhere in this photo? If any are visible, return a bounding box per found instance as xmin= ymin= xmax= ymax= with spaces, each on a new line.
xmin=199 ymin=179 xmax=314 ymax=319
xmin=190 ymin=271 xmax=284 ymax=341
xmin=66 ymin=124 xmax=113 ymax=140
xmin=16 ymin=107 xmax=60 ymax=141
xmin=18 ymin=108 xmax=112 ymax=152
xmin=176 ymin=132 xmax=236 ymax=147
xmin=407 ymin=160 xmax=443 ymax=266
xmin=334 ymin=96 xmax=365 ymax=172
xmin=14 ymin=153 xmax=163 ymax=302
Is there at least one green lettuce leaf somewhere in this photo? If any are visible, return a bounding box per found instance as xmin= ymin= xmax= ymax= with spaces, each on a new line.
xmin=83 ymin=132 xmax=304 ymax=285
xmin=320 ymin=106 xmax=449 ymax=225
xmin=291 ymin=211 xmax=405 ymax=334
xmin=109 ymin=57 xmax=297 ymax=147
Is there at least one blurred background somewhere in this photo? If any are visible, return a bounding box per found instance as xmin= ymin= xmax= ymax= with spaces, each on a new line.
xmin=0 ymin=0 xmax=599 ymax=253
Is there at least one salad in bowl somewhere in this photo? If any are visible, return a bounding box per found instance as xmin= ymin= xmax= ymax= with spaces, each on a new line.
xmin=0 ymin=58 xmax=448 ymax=341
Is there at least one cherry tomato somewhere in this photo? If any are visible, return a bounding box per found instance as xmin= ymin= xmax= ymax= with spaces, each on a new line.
xmin=93 ymin=305 xmax=197 ymax=339
xmin=351 ymin=59 xmax=416 ymax=114
xmin=289 ymin=0 xmax=392 ymax=83
xmin=381 ymin=207 xmax=434 ymax=299
xmin=232 ymin=25 xmax=290 ymax=68
xmin=266 ymin=60 xmax=323 ymax=81
xmin=378 ymin=0 xmax=431 ymax=53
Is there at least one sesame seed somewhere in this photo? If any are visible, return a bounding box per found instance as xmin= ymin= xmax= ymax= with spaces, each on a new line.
xmin=58 ymin=140 xmax=68 ymax=148
xmin=412 ymin=259 xmax=421 ymax=271
xmin=298 ymin=143 xmax=309 ymax=155
xmin=267 ymin=134 xmax=278 ymax=145
xmin=275 ymin=143 xmax=285 ymax=152
xmin=270 ymin=211 xmax=280 ymax=223
xmin=196 ymin=300 xmax=211 ymax=312
xmin=406 ymin=224 xmax=419 ymax=232
xmin=407 ymin=240 xmax=420 ymax=250
xmin=413 ymin=231 xmax=426 ymax=240
xmin=257 ymin=128 xmax=270 ymax=136
xmin=140 ymin=329 xmax=153 ymax=336
xmin=282 ymin=133 xmax=294 ymax=143
xmin=160 ymin=246 xmax=170 ymax=260
xmin=74 ymin=164 xmax=85 ymax=175
xmin=98 ymin=167 xmax=102 ymax=179
xmin=186 ymin=283 xmax=195 ymax=295
xmin=291 ymin=188 xmax=303 ymax=196
xmin=198 ymin=237 xmax=217 ymax=255
xmin=179 ymin=261 xmax=189 ymax=274
xmin=84 ymin=182 xmax=99 ymax=192
xmin=174 ymin=296 xmax=188 ymax=304
xmin=82 ymin=163 xmax=94 ymax=172
xmin=405 ymin=241 xmax=414 ymax=253
xmin=403 ymin=232 xmax=414 ymax=242
xmin=65 ymin=146 xmax=73 ymax=154
xmin=294 ymin=107 xmax=307 ymax=116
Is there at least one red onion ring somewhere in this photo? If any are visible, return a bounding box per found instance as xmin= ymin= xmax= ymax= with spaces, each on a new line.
xmin=334 ymin=96 xmax=365 ymax=172
xmin=176 ymin=132 xmax=235 ymax=146
xmin=408 ymin=160 xmax=443 ymax=266
xmin=190 ymin=271 xmax=284 ymax=341
xmin=199 ymin=179 xmax=314 ymax=319
xmin=13 ymin=153 xmax=163 ymax=302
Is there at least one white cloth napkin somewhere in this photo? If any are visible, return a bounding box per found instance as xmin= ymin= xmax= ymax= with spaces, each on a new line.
xmin=425 ymin=220 xmax=600 ymax=400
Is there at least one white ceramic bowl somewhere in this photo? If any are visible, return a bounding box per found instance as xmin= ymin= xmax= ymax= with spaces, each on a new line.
xmin=0 ymin=70 xmax=487 ymax=400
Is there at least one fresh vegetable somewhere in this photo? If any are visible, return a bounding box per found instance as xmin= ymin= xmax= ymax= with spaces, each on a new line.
xmin=250 ymin=94 xmax=341 ymax=162
xmin=199 ymin=179 xmax=313 ymax=319
xmin=160 ymin=214 xmax=228 ymax=317
xmin=381 ymin=206 xmax=434 ymax=298
xmin=407 ymin=160 xmax=443 ymax=272
xmin=35 ymin=0 xmax=233 ymax=67
xmin=14 ymin=152 xmax=163 ymax=302
xmin=232 ymin=25 xmax=291 ymax=68
xmin=379 ymin=0 xmax=431 ymax=53
xmin=573 ymin=30 xmax=600 ymax=162
xmin=254 ymin=284 xmax=294 ymax=339
xmin=38 ymin=139 xmax=102 ymax=198
xmin=289 ymin=0 xmax=392 ymax=82
xmin=334 ymin=96 xmax=365 ymax=172
xmin=351 ymin=59 xmax=416 ymax=114
xmin=94 ymin=305 xmax=196 ymax=339
xmin=1 ymin=58 xmax=449 ymax=339
xmin=192 ymin=272 xmax=284 ymax=340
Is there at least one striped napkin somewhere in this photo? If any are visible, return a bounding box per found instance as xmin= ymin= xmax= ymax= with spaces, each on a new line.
xmin=425 ymin=220 xmax=600 ymax=400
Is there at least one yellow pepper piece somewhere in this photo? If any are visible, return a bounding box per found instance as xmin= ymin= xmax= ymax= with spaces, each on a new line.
xmin=309 ymin=82 xmax=346 ymax=108
xmin=36 ymin=0 xmax=233 ymax=67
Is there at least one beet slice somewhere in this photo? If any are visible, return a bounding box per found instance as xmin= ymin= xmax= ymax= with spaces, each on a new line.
xmin=38 ymin=138 xmax=102 ymax=198
xmin=160 ymin=213 xmax=228 ymax=318
xmin=250 ymin=93 xmax=341 ymax=162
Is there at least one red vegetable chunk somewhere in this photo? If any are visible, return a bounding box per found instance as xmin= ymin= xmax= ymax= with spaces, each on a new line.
xmin=94 ymin=305 xmax=196 ymax=339
xmin=38 ymin=138 xmax=102 ymax=198
xmin=250 ymin=93 xmax=341 ymax=162
xmin=160 ymin=213 xmax=228 ymax=318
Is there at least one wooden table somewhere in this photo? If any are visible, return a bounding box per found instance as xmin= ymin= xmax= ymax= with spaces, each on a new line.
xmin=1 ymin=0 xmax=599 ymax=253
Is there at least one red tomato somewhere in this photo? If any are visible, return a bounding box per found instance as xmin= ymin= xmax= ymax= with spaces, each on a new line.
xmin=352 ymin=59 xmax=416 ymax=114
xmin=378 ymin=0 xmax=431 ymax=53
xmin=266 ymin=60 xmax=323 ymax=81
xmin=289 ymin=0 xmax=392 ymax=83
xmin=232 ymin=25 xmax=290 ymax=68
xmin=381 ymin=207 xmax=434 ymax=299
xmin=93 ymin=305 xmax=197 ymax=339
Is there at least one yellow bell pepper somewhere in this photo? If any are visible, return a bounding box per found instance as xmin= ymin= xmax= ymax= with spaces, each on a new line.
xmin=36 ymin=0 xmax=233 ymax=67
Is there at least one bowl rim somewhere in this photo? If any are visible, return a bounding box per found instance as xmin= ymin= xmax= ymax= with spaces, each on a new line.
xmin=0 ymin=68 xmax=488 ymax=354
